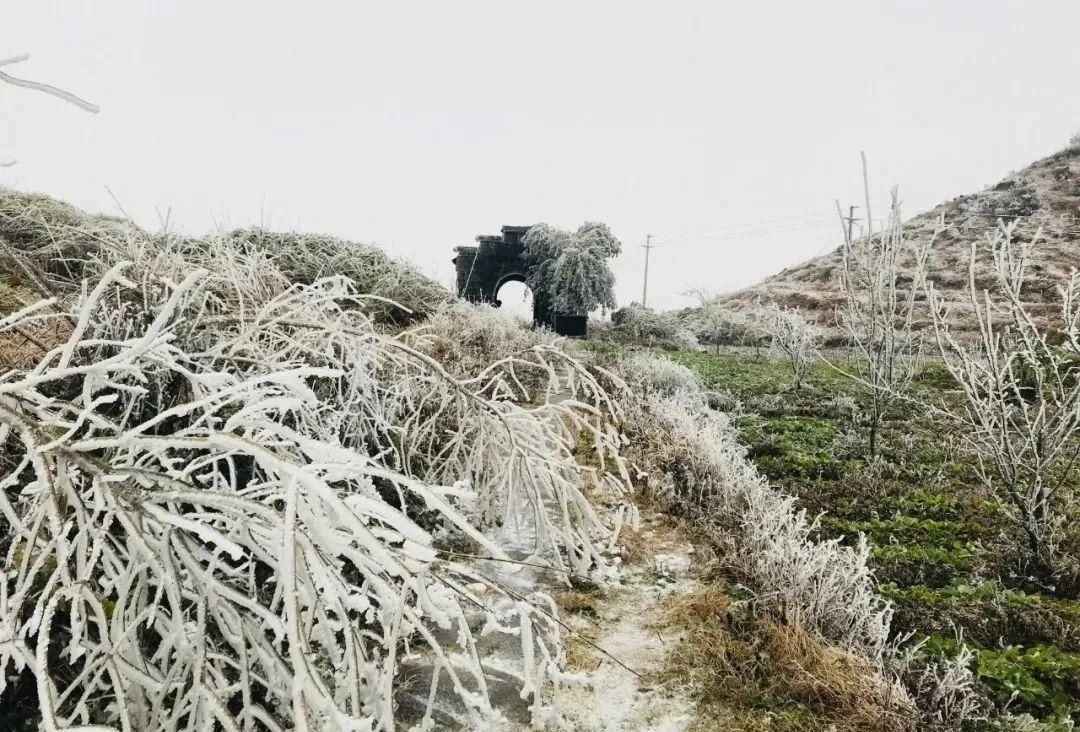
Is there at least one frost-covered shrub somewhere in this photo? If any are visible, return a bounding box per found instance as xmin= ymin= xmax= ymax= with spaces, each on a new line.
xmin=837 ymin=169 xmax=938 ymax=457
xmin=403 ymin=300 xmax=554 ymax=381
xmin=226 ymin=227 xmax=450 ymax=324
xmin=0 ymin=229 xmax=629 ymax=728
xmin=614 ymin=353 xmax=897 ymax=662
xmin=683 ymin=289 xmax=765 ymax=352
xmin=617 ymin=351 xmax=704 ymax=399
xmin=903 ymin=641 xmax=985 ymax=728
xmin=604 ymin=303 xmax=700 ymax=350
xmin=758 ymin=302 xmax=820 ymax=392
xmin=612 ymin=352 xmax=1001 ymax=725
xmin=0 ymin=189 xmax=136 ymax=286
xmin=0 ymin=188 xmax=451 ymax=326
xmin=927 ymin=222 xmax=1080 ymax=578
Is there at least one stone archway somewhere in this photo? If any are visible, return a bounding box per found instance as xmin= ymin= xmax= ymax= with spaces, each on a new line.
xmin=452 ymin=225 xmax=586 ymax=336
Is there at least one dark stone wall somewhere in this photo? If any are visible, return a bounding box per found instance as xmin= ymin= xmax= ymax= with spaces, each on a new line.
xmin=452 ymin=225 xmax=586 ymax=336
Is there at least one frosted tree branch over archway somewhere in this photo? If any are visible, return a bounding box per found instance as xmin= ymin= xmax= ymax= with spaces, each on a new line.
xmin=523 ymin=222 xmax=621 ymax=315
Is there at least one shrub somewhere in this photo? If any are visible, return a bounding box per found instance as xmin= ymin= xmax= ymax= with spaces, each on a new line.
xmin=683 ymin=288 xmax=765 ymax=352
xmin=615 ymin=353 xmax=896 ymax=661
xmin=0 ymin=188 xmax=451 ymax=326
xmin=613 ymin=352 xmax=1007 ymax=726
xmin=603 ymin=303 xmax=700 ymax=350
xmin=835 ymin=156 xmax=940 ymax=456
xmin=0 ymin=209 xmax=630 ymax=728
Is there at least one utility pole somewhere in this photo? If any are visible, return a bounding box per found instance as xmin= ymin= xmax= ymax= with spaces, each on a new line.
xmin=844 ymin=205 xmax=859 ymax=243
xmin=641 ymin=234 xmax=653 ymax=307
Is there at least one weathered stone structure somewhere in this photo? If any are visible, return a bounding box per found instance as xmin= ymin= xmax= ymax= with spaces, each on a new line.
xmin=452 ymin=225 xmax=587 ymax=336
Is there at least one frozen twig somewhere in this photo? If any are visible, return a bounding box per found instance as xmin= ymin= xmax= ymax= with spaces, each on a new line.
xmin=0 ymin=53 xmax=99 ymax=113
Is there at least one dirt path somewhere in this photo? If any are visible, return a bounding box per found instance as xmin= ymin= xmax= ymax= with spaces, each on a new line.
xmin=558 ymin=510 xmax=702 ymax=732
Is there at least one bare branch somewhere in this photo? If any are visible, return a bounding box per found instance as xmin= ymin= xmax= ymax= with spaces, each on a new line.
xmin=0 ymin=53 xmax=99 ymax=113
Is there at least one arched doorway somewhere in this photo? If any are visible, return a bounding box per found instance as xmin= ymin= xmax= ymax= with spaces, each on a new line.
xmin=452 ymin=224 xmax=581 ymax=336
xmin=493 ymin=275 xmax=533 ymax=321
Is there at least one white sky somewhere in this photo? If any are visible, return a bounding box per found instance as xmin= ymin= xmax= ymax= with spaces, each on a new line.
xmin=3 ymin=1 xmax=1079 ymax=311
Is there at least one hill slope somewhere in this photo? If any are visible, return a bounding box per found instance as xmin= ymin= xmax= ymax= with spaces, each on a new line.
xmin=719 ymin=147 xmax=1080 ymax=328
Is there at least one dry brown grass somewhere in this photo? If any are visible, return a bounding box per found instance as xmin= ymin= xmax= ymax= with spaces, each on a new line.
xmin=0 ymin=279 xmax=36 ymax=315
xmin=616 ymin=527 xmax=652 ymax=565
xmin=610 ymin=488 xmax=717 ymax=570
xmin=553 ymin=588 xmax=604 ymax=671
xmin=654 ymin=585 xmax=919 ymax=732
xmin=0 ymin=253 xmax=72 ymax=369
xmin=554 ymin=588 xmax=604 ymax=618
xmin=0 ymin=318 xmax=69 ymax=369
xmin=564 ymin=631 xmax=599 ymax=671
xmin=765 ymin=621 xmax=915 ymax=731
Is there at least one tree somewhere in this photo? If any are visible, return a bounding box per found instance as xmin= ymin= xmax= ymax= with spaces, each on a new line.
xmin=758 ymin=302 xmax=820 ymax=392
xmin=523 ymin=222 xmax=620 ymax=314
xmin=927 ymin=222 xmax=1080 ymax=578
xmin=0 ymin=53 xmax=98 ymax=167
xmin=836 ymin=153 xmax=939 ymax=457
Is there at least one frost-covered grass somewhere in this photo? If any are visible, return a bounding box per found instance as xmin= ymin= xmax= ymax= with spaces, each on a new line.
xmin=674 ymin=348 xmax=1080 ymax=727
xmin=614 ymin=354 xmax=900 ymax=662
xmin=0 ymin=192 xmax=634 ymax=730
xmin=611 ymin=351 xmax=991 ymax=728
xmin=0 ymin=188 xmax=450 ymax=326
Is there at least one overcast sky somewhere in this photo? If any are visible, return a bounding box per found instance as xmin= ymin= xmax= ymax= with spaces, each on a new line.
xmin=3 ymin=2 xmax=1079 ymax=312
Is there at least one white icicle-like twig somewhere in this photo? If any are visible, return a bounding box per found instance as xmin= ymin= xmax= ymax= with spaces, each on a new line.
xmin=0 ymin=53 xmax=99 ymax=113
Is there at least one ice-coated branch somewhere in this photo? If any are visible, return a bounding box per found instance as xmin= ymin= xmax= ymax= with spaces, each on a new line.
xmin=0 ymin=53 xmax=100 ymax=113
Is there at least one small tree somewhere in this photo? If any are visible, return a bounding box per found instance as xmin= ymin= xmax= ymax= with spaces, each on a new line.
xmin=927 ymin=222 xmax=1080 ymax=577
xmin=836 ymin=153 xmax=939 ymax=457
xmin=759 ymin=302 xmax=820 ymax=392
xmin=523 ymin=222 xmax=620 ymax=314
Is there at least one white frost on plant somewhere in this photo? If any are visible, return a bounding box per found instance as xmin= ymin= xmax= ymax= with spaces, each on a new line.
xmin=522 ymin=222 xmax=621 ymax=315
xmin=0 ymin=231 xmax=629 ymax=729
xmin=616 ymin=353 xmax=899 ymax=662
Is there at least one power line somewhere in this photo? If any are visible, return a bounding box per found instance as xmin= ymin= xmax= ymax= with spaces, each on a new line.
xmin=649 ymin=211 xmax=835 ymax=241
xmin=652 ymin=218 xmax=836 ymax=248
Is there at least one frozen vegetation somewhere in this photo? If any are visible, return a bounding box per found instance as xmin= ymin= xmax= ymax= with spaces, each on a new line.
xmin=1 ymin=144 xmax=1080 ymax=732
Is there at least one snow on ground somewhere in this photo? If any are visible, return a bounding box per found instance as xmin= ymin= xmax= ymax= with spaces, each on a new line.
xmin=560 ymin=514 xmax=701 ymax=732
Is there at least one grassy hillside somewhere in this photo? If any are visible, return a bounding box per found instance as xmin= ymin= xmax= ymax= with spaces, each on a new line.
xmin=0 ymin=188 xmax=451 ymax=325
xmin=718 ymin=147 xmax=1080 ymax=332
